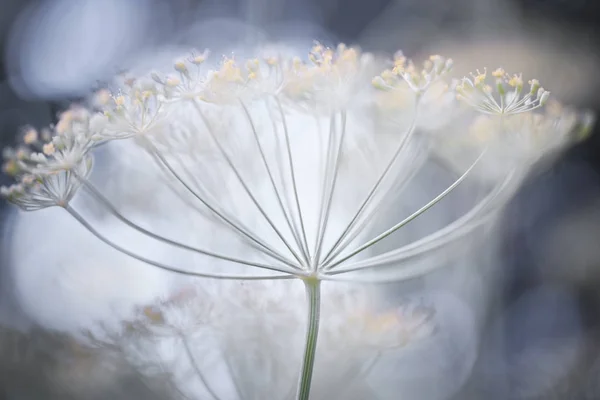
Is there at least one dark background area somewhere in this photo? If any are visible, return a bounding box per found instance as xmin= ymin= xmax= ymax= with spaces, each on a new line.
xmin=1 ymin=0 xmax=600 ymax=399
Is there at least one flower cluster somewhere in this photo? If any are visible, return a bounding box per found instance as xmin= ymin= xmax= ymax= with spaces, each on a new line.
xmin=455 ymin=67 xmax=550 ymax=115
xmin=1 ymin=107 xmax=95 ymax=210
xmin=1 ymin=41 xmax=593 ymax=277
xmin=372 ymin=52 xmax=453 ymax=95
xmin=1 ymin=42 xmax=594 ymax=400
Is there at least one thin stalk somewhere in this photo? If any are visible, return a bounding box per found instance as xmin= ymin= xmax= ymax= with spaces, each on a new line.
xmin=147 ymin=149 xmax=223 ymax=223
xmin=275 ymin=97 xmax=311 ymax=261
xmin=325 ymin=150 xmax=485 ymax=270
xmin=168 ymin=152 xmax=234 ymax=218
xmin=264 ymin=100 xmax=307 ymax=261
xmin=327 ymin=168 xmax=517 ymax=276
xmin=148 ymin=148 xmax=283 ymax=259
xmin=222 ymin=353 xmax=245 ymax=400
xmin=190 ymin=101 xmax=305 ymax=267
xmin=296 ymin=278 xmax=321 ymax=400
xmin=331 ymin=353 xmax=382 ymax=399
xmin=64 ymin=205 xmax=296 ymax=280
xmin=147 ymin=141 xmax=299 ymax=269
xmin=313 ymin=111 xmax=347 ymax=270
xmin=322 ymin=213 xmax=492 ymax=283
xmin=313 ymin=113 xmax=338 ymax=262
xmin=77 ymin=175 xmax=300 ymax=274
xmin=240 ymin=99 xmax=310 ymax=266
xmin=321 ymin=112 xmax=418 ymax=265
xmin=180 ymin=334 xmax=221 ymax=400
xmin=321 ymin=149 xmax=425 ymax=267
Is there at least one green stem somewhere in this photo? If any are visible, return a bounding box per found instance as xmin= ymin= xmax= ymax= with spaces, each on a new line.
xmin=296 ymin=278 xmax=321 ymax=400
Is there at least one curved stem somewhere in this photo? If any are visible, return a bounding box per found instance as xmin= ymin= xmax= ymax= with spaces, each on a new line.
xmin=325 ymin=149 xmax=485 ymax=271
xmin=313 ymin=113 xmax=337 ymax=263
xmin=275 ymin=97 xmax=310 ymax=262
xmin=146 ymin=141 xmax=300 ymax=270
xmin=147 ymin=147 xmax=285 ymax=259
xmin=63 ymin=205 xmax=296 ymax=280
xmin=147 ymin=150 xmax=217 ymax=220
xmin=180 ymin=333 xmax=221 ymax=400
xmin=239 ymin=99 xmax=310 ymax=267
xmin=296 ymin=278 xmax=321 ymax=400
xmin=314 ymin=111 xmax=347 ymax=270
xmin=76 ymin=175 xmax=299 ymax=275
xmin=191 ymin=100 xmax=306 ymax=268
xmin=321 ymin=107 xmax=418 ymax=266
xmin=321 ymin=148 xmax=425 ymax=267
xmin=326 ymin=169 xmax=518 ymax=277
xmin=264 ymin=100 xmax=309 ymax=263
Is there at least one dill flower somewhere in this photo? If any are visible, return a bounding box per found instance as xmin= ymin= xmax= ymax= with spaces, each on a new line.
xmin=85 ymin=280 xmax=441 ymax=399
xmin=455 ymin=67 xmax=549 ymax=115
xmin=1 ymin=107 xmax=95 ymax=210
xmin=372 ymin=52 xmax=453 ymax=96
xmin=94 ymin=78 xmax=167 ymax=140
xmin=1 ymin=42 xmax=593 ymax=399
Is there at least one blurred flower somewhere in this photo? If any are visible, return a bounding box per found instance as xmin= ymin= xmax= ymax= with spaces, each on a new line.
xmin=85 ymin=281 xmax=438 ymax=399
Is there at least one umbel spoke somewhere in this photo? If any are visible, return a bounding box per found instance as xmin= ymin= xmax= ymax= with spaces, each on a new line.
xmin=76 ymin=174 xmax=301 ymax=275
xmin=192 ymin=100 xmax=306 ymax=268
xmin=64 ymin=205 xmax=295 ymax=280
xmin=325 ymin=149 xmax=487 ymax=272
xmin=275 ymin=97 xmax=311 ymax=266
xmin=313 ymin=111 xmax=347 ymax=271
xmin=180 ymin=333 xmax=222 ymax=400
xmin=146 ymin=141 xmax=300 ymax=270
xmin=239 ymin=100 xmax=310 ymax=266
xmin=320 ymin=108 xmax=419 ymax=266
xmin=263 ymin=99 xmax=312 ymax=265
xmin=320 ymin=146 xmax=426 ymax=268
xmin=326 ymin=169 xmax=519 ymax=278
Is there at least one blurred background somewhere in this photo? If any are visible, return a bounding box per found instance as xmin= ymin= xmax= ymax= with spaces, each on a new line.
xmin=1 ymin=0 xmax=600 ymax=399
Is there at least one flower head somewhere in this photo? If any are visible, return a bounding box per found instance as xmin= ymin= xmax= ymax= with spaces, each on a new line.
xmin=477 ymin=101 xmax=592 ymax=160
xmin=279 ymin=43 xmax=377 ymax=112
xmin=455 ymin=67 xmax=550 ymax=115
xmin=1 ymin=108 xmax=94 ymax=210
xmin=94 ymin=77 xmax=166 ymax=140
xmin=150 ymin=51 xmax=211 ymax=102
xmin=372 ymin=53 xmax=453 ymax=96
xmin=200 ymin=56 xmax=256 ymax=103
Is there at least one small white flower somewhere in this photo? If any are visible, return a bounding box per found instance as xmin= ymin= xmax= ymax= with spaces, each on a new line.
xmin=150 ymin=55 xmax=209 ymax=101
xmin=0 ymin=159 xmax=92 ymax=211
xmin=455 ymin=67 xmax=549 ymax=115
xmin=372 ymin=53 xmax=453 ymax=96
xmin=1 ymin=107 xmax=95 ymax=210
xmin=279 ymin=43 xmax=378 ymax=112
xmin=95 ymin=80 xmax=167 ymax=140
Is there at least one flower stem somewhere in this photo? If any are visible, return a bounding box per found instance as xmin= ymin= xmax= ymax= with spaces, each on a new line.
xmin=297 ymin=278 xmax=321 ymax=400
